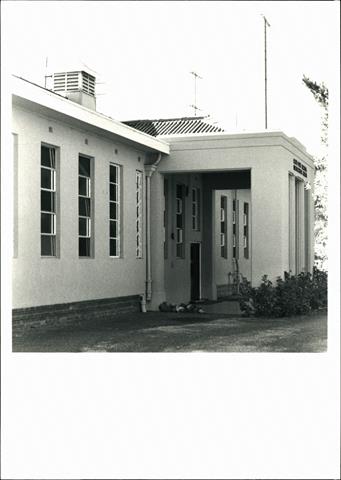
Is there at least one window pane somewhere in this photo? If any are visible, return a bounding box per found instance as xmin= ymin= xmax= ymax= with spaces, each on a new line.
xmin=41 ymin=213 xmax=54 ymax=234
xmin=110 ymin=183 xmax=117 ymax=201
xmin=79 ymin=197 xmax=91 ymax=216
xmin=79 ymin=176 xmax=89 ymax=196
xmin=110 ymin=202 xmax=117 ymax=220
xmin=41 ymin=190 xmax=55 ymax=212
xmin=176 ymin=215 xmax=182 ymax=229
xmin=41 ymin=146 xmax=55 ymax=168
xmin=176 ymin=184 xmax=182 ymax=198
xmin=110 ymin=165 xmax=117 ymax=183
xmin=79 ymin=237 xmax=90 ymax=256
xmin=110 ymin=239 xmax=117 ymax=256
xmin=79 ymin=217 xmax=89 ymax=236
xmin=41 ymin=168 xmax=52 ymax=189
xmin=41 ymin=235 xmax=56 ymax=256
xmin=79 ymin=156 xmax=91 ymax=177
xmin=109 ymin=220 xmax=117 ymax=238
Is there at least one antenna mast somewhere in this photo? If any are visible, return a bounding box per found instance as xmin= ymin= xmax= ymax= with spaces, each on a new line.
xmin=261 ymin=15 xmax=271 ymax=129
xmin=44 ymin=57 xmax=52 ymax=89
xmin=190 ymin=71 xmax=202 ymax=116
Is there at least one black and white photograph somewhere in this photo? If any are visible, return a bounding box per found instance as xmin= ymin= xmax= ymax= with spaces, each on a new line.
xmin=1 ymin=1 xmax=340 ymax=479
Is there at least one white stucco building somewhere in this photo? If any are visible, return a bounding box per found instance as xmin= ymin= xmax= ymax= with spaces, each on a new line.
xmin=11 ymin=71 xmax=315 ymax=321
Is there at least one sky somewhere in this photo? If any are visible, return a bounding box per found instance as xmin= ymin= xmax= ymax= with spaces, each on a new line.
xmin=3 ymin=1 xmax=339 ymax=157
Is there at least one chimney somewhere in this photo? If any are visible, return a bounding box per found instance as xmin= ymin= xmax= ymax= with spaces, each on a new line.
xmin=52 ymin=70 xmax=96 ymax=110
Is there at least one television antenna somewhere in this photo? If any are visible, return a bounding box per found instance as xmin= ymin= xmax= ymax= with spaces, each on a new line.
xmin=261 ymin=14 xmax=271 ymax=129
xmin=190 ymin=71 xmax=202 ymax=116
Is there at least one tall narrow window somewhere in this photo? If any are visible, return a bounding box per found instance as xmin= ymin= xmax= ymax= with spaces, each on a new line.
xmin=192 ymin=187 xmax=200 ymax=231
xmin=220 ymin=196 xmax=227 ymax=258
xmin=176 ymin=184 xmax=185 ymax=258
xmin=232 ymin=199 xmax=236 ymax=258
xmin=164 ymin=178 xmax=168 ymax=259
xmin=109 ymin=163 xmax=120 ymax=257
xmin=136 ymin=170 xmax=143 ymax=258
xmin=79 ymin=155 xmax=92 ymax=257
xmin=41 ymin=145 xmax=57 ymax=256
xmin=243 ymin=202 xmax=249 ymax=259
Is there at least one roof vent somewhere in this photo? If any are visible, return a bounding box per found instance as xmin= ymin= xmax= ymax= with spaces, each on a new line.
xmin=53 ymin=70 xmax=96 ymax=110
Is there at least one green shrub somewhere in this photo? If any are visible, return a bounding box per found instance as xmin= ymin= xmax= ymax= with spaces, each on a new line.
xmin=239 ymin=269 xmax=327 ymax=317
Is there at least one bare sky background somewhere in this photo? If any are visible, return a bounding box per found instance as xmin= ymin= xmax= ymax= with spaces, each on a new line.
xmin=3 ymin=1 xmax=339 ymax=158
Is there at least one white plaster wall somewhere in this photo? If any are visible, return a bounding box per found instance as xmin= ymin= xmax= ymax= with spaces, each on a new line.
xmin=214 ymin=189 xmax=251 ymax=289
xmin=12 ymin=105 xmax=147 ymax=308
xmin=158 ymin=133 xmax=314 ymax=286
xmin=163 ymin=173 xmax=204 ymax=304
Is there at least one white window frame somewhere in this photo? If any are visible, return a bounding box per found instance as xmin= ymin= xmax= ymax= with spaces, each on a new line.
xmin=41 ymin=144 xmax=57 ymax=257
xmin=176 ymin=184 xmax=185 ymax=258
xmin=109 ymin=163 xmax=121 ymax=258
xmin=136 ymin=170 xmax=143 ymax=258
xmin=220 ymin=233 xmax=225 ymax=247
xmin=192 ymin=187 xmax=200 ymax=231
xmin=78 ymin=155 xmax=92 ymax=258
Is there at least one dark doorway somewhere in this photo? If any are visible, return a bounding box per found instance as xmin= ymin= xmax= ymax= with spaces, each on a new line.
xmin=190 ymin=243 xmax=201 ymax=301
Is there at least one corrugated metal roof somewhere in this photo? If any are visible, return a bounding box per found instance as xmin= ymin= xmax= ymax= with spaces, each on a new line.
xmin=123 ymin=116 xmax=224 ymax=136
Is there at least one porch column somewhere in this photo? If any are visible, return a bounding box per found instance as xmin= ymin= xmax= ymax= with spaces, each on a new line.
xmin=288 ymin=173 xmax=296 ymax=274
xmin=304 ymin=187 xmax=313 ymax=273
xmin=295 ymin=177 xmax=305 ymax=273
xmin=251 ymin=165 xmax=289 ymax=285
xmin=201 ymin=183 xmax=215 ymax=300
xmin=307 ymin=185 xmax=315 ymax=273
xmin=147 ymin=169 xmax=166 ymax=310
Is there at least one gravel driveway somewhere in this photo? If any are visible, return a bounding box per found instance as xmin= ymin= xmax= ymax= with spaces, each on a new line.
xmin=13 ymin=310 xmax=327 ymax=353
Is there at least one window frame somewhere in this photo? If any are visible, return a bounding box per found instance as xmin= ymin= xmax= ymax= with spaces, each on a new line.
xmin=176 ymin=183 xmax=185 ymax=258
xmin=109 ymin=163 xmax=121 ymax=258
xmin=192 ymin=187 xmax=200 ymax=231
xmin=220 ymin=195 xmax=228 ymax=258
xmin=41 ymin=143 xmax=58 ymax=258
xmin=78 ymin=154 xmax=93 ymax=258
xmin=243 ymin=202 xmax=249 ymax=259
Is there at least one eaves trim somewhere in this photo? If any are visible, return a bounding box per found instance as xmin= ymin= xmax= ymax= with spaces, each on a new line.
xmin=11 ymin=76 xmax=170 ymax=155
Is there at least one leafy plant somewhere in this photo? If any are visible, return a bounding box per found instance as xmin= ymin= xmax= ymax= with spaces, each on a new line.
xmin=302 ymin=75 xmax=328 ymax=270
xmin=239 ymin=269 xmax=327 ymax=317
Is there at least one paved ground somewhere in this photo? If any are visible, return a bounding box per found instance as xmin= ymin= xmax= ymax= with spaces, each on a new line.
xmin=12 ymin=309 xmax=327 ymax=353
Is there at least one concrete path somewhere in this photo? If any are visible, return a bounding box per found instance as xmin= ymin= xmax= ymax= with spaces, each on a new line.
xmin=13 ymin=310 xmax=327 ymax=353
